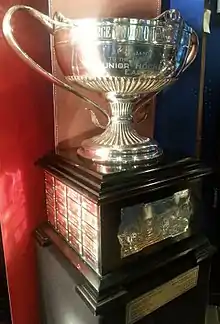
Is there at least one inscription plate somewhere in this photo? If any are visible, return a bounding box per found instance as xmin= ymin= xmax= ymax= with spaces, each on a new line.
xmin=126 ymin=266 xmax=199 ymax=324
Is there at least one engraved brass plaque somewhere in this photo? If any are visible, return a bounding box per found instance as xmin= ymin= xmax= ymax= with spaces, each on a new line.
xmin=126 ymin=266 xmax=199 ymax=324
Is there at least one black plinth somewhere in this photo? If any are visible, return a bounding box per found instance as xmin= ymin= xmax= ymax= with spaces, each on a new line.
xmin=0 ymin=228 xmax=11 ymax=323
xmin=37 ymin=150 xmax=212 ymax=278
xmin=35 ymin=227 xmax=214 ymax=324
xmin=203 ymin=171 xmax=220 ymax=305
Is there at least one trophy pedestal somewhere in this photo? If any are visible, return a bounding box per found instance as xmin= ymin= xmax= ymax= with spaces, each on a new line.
xmin=36 ymin=150 xmax=214 ymax=322
xmin=77 ymin=136 xmax=163 ymax=164
xmin=37 ymin=149 xmax=212 ymax=282
xmin=77 ymin=116 xmax=163 ymax=164
xmin=35 ymin=228 xmax=214 ymax=324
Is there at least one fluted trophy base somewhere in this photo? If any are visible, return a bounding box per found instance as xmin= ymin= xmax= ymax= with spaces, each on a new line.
xmin=77 ymin=99 xmax=163 ymax=164
xmin=77 ymin=133 xmax=163 ymax=164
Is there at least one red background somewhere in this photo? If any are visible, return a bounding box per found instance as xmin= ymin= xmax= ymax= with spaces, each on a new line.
xmin=0 ymin=0 xmax=160 ymax=323
xmin=0 ymin=0 xmax=54 ymax=323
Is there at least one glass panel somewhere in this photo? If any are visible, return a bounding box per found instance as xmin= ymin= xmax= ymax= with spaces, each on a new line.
xmin=118 ymin=189 xmax=193 ymax=258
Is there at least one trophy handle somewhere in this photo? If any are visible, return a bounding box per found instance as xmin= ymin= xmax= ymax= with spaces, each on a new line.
xmin=2 ymin=5 xmax=110 ymax=129
xmin=154 ymin=9 xmax=182 ymax=23
xmin=152 ymin=9 xmax=199 ymax=74
xmin=182 ymin=30 xmax=199 ymax=72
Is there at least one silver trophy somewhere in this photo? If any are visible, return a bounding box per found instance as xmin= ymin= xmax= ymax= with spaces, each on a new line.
xmin=3 ymin=6 xmax=198 ymax=164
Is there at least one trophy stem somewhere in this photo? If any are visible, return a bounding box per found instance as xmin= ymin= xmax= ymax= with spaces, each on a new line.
xmin=110 ymin=100 xmax=133 ymax=123
xmin=77 ymin=99 xmax=163 ymax=164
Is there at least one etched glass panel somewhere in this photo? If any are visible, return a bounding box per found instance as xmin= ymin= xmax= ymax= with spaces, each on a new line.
xmin=118 ymin=189 xmax=193 ymax=258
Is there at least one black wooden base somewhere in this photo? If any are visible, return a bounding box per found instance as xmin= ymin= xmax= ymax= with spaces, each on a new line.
xmin=35 ymin=224 xmax=214 ymax=321
xmin=38 ymin=150 xmax=211 ymax=205
xmin=0 ymin=229 xmax=11 ymax=323
xmin=37 ymin=150 xmax=212 ymax=276
xmin=199 ymin=173 xmax=220 ymax=306
xmin=35 ymin=226 xmax=214 ymax=324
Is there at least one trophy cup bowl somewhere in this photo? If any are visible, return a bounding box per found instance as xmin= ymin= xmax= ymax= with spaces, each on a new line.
xmin=2 ymin=6 xmax=198 ymax=164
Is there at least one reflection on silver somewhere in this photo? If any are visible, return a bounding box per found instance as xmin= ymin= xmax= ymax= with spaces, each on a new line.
xmin=118 ymin=189 xmax=192 ymax=258
xmin=3 ymin=6 xmax=198 ymax=164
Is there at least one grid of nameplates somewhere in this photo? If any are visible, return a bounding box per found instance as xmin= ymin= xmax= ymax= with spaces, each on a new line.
xmin=44 ymin=171 xmax=100 ymax=272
